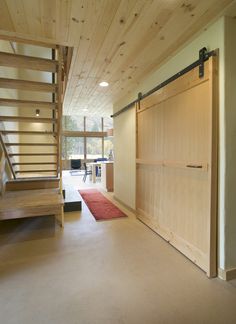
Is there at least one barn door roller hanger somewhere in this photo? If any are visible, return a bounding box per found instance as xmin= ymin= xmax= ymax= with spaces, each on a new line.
xmin=112 ymin=47 xmax=216 ymax=118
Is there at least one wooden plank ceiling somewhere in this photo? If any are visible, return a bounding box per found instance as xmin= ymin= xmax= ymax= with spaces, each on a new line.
xmin=0 ymin=0 xmax=234 ymax=116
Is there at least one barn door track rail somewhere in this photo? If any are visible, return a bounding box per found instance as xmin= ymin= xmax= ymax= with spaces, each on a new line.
xmin=111 ymin=47 xmax=216 ymax=118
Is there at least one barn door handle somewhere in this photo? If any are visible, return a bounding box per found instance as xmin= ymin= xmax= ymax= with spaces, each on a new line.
xmin=186 ymin=164 xmax=203 ymax=169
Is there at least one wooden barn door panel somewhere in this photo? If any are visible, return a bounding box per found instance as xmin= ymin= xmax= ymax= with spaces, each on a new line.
xmin=136 ymin=57 xmax=217 ymax=277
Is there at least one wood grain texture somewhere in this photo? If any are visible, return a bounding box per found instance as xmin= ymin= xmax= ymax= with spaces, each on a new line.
xmin=0 ymin=116 xmax=57 ymax=123
xmin=136 ymin=59 xmax=218 ymax=277
xmin=63 ymin=131 xmax=107 ymax=138
xmin=0 ymin=151 xmax=6 ymax=195
xmin=0 ymin=131 xmax=16 ymax=179
xmin=0 ymin=130 xmax=57 ymax=135
xmin=6 ymin=178 xmax=60 ymax=191
xmin=15 ymin=169 xmax=57 ymax=173
xmin=9 ymin=153 xmax=57 ymax=156
xmin=0 ymin=98 xmax=57 ymax=109
xmin=0 ymin=189 xmax=64 ymax=224
xmin=0 ymin=51 xmax=58 ymax=72
xmin=6 ymin=143 xmax=57 ymax=146
xmin=0 ymin=77 xmax=57 ymax=92
xmin=0 ymin=0 xmax=232 ymax=116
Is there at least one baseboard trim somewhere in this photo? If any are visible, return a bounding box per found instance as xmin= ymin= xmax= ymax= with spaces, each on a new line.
xmin=218 ymin=267 xmax=236 ymax=281
xmin=113 ymin=196 xmax=136 ymax=214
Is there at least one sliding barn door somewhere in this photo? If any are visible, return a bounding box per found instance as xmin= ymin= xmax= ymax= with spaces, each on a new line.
xmin=136 ymin=57 xmax=218 ymax=277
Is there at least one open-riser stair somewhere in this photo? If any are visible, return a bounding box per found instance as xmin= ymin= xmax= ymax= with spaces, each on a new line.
xmin=0 ymin=43 xmax=72 ymax=183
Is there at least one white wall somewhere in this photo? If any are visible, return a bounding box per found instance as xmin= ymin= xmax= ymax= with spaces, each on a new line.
xmin=224 ymin=18 xmax=236 ymax=270
xmin=113 ymin=106 xmax=136 ymax=209
xmin=113 ymin=17 xmax=231 ymax=272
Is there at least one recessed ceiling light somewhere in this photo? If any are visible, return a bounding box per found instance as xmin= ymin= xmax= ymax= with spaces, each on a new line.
xmin=83 ymin=108 xmax=88 ymax=112
xmin=99 ymin=81 xmax=109 ymax=87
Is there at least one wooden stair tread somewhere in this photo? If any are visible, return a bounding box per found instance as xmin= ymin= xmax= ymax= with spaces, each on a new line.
xmin=7 ymin=176 xmax=59 ymax=182
xmin=15 ymin=170 xmax=57 ymax=173
xmin=0 ymin=116 xmax=57 ymax=123
xmin=13 ymin=162 xmax=57 ymax=165
xmin=0 ymin=78 xmax=57 ymax=93
xmin=0 ymin=189 xmax=63 ymax=209
xmin=6 ymin=143 xmax=57 ymax=146
xmin=9 ymin=153 xmax=57 ymax=156
xmin=0 ymin=98 xmax=57 ymax=109
xmin=0 ymin=195 xmax=63 ymax=210
xmin=5 ymin=177 xmax=60 ymax=191
xmin=0 ymin=130 xmax=57 ymax=135
xmin=3 ymin=187 xmax=60 ymax=197
xmin=0 ymin=189 xmax=64 ymax=221
xmin=0 ymin=51 xmax=58 ymax=72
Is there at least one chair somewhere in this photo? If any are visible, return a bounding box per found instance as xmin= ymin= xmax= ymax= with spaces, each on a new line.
xmin=83 ymin=163 xmax=92 ymax=182
xmin=70 ymin=159 xmax=82 ymax=175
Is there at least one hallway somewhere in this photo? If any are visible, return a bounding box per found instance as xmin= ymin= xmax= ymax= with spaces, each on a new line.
xmin=0 ymin=191 xmax=236 ymax=324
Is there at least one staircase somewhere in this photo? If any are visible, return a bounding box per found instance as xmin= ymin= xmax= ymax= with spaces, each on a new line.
xmin=0 ymin=42 xmax=72 ymax=187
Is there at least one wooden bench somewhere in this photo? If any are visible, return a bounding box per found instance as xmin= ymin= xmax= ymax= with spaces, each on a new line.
xmin=0 ymin=188 xmax=64 ymax=227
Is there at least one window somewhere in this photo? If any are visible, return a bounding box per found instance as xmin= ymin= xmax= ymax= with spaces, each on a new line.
xmin=86 ymin=137 xmax=102 ymax=159
xmin=63 ymin=116 xmax=84 ymax=131
xmin=62 ymin=116 xmax=114 ymax=162
xmin=103 ymin=117 xmax=113 ymax=131
xmin=62 ymin=137 xmax=84 ymax=159
xmin=86 ymin=116 xmax=102 ymax=131
xmin=104 ymin=137 xmax=113 ymax=159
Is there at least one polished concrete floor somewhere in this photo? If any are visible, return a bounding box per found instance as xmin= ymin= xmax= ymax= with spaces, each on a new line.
xmin=0 ymin=173 xmax=236 ymax=324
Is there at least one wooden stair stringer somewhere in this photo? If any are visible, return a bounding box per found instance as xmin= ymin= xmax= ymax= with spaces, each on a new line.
xmin=0 ymin=121 xmax=17 ymax=179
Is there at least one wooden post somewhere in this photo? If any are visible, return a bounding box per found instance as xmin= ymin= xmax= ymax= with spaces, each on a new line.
xmin=57 ymin=46 xmax=63 ymax=179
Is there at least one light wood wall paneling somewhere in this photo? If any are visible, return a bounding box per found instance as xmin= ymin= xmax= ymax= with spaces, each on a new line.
xmin=136 ymin=58 xmax=218 ymax=277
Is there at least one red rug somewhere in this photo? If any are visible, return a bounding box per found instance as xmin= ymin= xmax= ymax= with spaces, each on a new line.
xmin=79 ymin=189 xmax=127 ymax=221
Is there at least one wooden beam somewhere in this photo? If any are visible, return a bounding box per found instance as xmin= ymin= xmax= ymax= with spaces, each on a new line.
xmin=63 ymin=131 xmax=107 ymax=137
xmin=6 ymin=143 xmax=57 ymax=146
xmin=0 ymin=52 xmax=58 ymax=72
xmin=0 ymin=130 xmax=57 ymax=135
xmin=0 ymin=98 xmax=57 ymax=109
xmin=63 ymin=47 xmax=74 ymax=94
xmin=0 ymin=33 xmax=57 ymax=49
xmin=0 ymin=116 xmax=57 ymax=123
xmin=0 ymin=78 xmax=57 ymax=92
